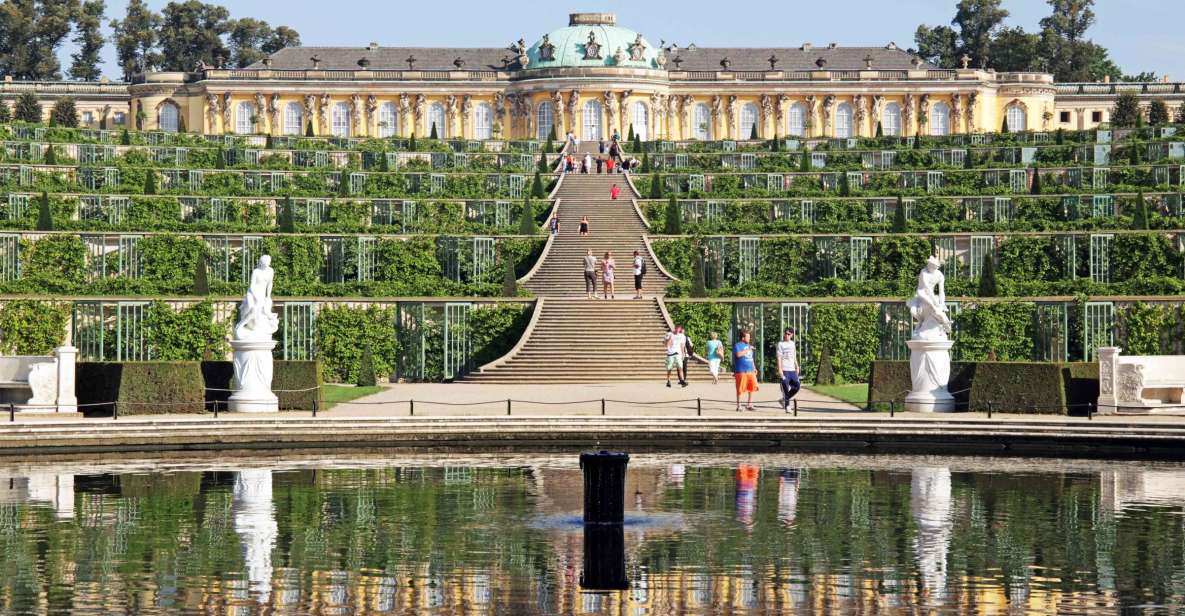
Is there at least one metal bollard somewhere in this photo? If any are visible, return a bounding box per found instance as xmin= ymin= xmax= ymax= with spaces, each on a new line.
xmin=1088 ymin=401 xmax=1094 ymax=420
xmin=213 ymin=399 xmax=220 ymax=419
xmin=506 ymin=399 xmax=511 ymax=416
xmin=312 ymin=397 xmax=318 ymax=418
xmin=696 ymin=397 xmax=702 ymax=417
xmin=793 ymin=398 xmax=798 ymax=417
xmin=8 ymin=402 xmax=13 ymax=422
xmin=113 ymin=402 xmax=119 ymax=420
xmin=601 ymin=398 xmax=606 ymax=416
xmin=889 ymin=400 xmax=895 ymax=418
xmin=409 ymin=399 xmax=414 ymax=416
xmin=987 ymin=401 xmax=993 ymax=419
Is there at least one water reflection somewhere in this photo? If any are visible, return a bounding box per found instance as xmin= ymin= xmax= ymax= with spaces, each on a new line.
xmin=0 ymin=457 xmax=1180 ymax=614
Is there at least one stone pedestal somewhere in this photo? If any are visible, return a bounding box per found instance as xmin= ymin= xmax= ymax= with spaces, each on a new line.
xmin=229 ymin=339 xmax=278 ymax=413
xmin=905 ymin=339 xmax=956 ymax=413
xmin=55 ymin=346 xmax=78 ymax=414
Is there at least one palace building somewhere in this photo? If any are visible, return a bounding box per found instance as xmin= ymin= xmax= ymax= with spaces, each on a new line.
xmin=104 ymin=12 xmax=1176 ymax=142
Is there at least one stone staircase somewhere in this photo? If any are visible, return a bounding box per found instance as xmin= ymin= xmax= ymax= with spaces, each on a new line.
xmin=464 ymin=144 xmax=714 ymax=384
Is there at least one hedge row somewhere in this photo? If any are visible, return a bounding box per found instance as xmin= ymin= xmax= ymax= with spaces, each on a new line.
xmin=867 ymin=360 xmax=1099 ymax=415
xmin=77 ymin=360 xmax=321 ymax=416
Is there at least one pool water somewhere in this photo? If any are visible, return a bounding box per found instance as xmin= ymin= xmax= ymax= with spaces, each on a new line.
xmin=0 ymin=454 xmax=1183 ymax=614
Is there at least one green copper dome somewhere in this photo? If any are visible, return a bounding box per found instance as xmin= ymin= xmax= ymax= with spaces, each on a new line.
xmin=526 ymin=13 xmax=661 ymax=70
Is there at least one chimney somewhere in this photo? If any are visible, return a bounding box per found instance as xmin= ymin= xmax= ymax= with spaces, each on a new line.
xmin=367 ymin=42 xmax=379 ymax=51
xmin=828 ymin=43 xmax=838 ymax=49
xmin=801 ymin=43 xmax=812 ymax=52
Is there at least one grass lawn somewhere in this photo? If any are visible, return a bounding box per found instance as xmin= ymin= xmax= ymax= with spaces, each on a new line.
xmin=323 ymin=384 xmax=385 ymax=408
xmin=809 ymin=383 xmax=869 ymax=407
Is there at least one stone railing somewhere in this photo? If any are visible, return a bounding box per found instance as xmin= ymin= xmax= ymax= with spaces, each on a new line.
xmin=0 ymin=79 xmax=129 ymax=96
xmin=1056 ymin=82 xmax=1185 ymax=95
xmin=184 ymin=68 xmax=513 ymax=83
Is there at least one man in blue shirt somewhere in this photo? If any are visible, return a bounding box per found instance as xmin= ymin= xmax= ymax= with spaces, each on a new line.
xmin=733 ymin=331 xmax=759 ymax=411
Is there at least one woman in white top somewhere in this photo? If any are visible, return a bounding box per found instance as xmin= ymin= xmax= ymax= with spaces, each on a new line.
xmin=601 ymin=251 xmax=615 ymax=299
xmin=583 ymin=249 xmax=597 ymax=299
xmin=632 ymin=250 xmax=644 ymax=299
xmin=777 ymin=328 xmax=801 ymax=410
xmin=583 ymin=153 xmax=593 ymax=174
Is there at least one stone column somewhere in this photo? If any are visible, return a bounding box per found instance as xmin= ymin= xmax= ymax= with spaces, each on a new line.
xmin=55 ymin=345 xmax=77 ymax=414
xmin=1096 ymin=346 xmax=1120 ymax=414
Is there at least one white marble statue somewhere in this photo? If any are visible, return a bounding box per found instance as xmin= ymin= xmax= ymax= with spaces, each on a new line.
xmin=230 ymin=256 xmax=280 ymax=412
xmin=905 ymin=256 xmax=956 ymax=412
xmin=911 ymin=467 xmax=952 ymax=603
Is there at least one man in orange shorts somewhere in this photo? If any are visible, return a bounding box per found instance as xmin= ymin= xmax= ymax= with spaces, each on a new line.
xmin=733 ymin=330 xmax=759 ymax=411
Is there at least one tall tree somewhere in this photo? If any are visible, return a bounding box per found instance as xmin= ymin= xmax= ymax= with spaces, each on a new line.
xmin=1039 ymin=0 xmax=1103 ymax=82
xmin=157 ymin=0 xmax=231 ymax=71
xmin=69 ymin=0 xmax=105 ymax=80
xmin=913 ymin=24 xmax=958 ymax=68
xmin=914 ymin=0 xmax=1007 ymax=68
xmin=987 ymin=26 xmax=1041 ymax=72
xmin=228 ymin=18 xmax=300 ymax=68
xmin=0 ymin=0 xmax=81 ymax=79
xmin=110 ymin=0 xmax=162 ymax=80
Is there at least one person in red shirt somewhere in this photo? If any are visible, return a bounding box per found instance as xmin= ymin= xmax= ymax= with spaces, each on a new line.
xmin=606 ymin=157 xmax=615 ymax=173
xmin=610 ymin=184 xmax=621 ymax=200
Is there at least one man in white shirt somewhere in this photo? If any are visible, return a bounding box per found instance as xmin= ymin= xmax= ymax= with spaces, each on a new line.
xmin=672 ymin=326 xmax=689 ymax=388
xmin=777 ymin=328 xmax=800 ymax=410
xmin=663 ymin=328 xmax=684 ymax=388
xmin=632 ymin=250 xmax=644 ymax=299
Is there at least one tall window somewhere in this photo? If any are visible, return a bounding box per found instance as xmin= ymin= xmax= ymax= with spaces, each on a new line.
xmin=158 ymin=102 xmax=180 ymax=132
xmin=582 ymin=99 xmax=602 ymax=141
xmin=834 ymin=102 xmax=853 ymax=138
xmin=427 ymin=102 xmax=445 ymax=137
xmin=235 ymin=102 xmax=255 ymax=134
xmin=693 ymin=103 xmax=712 ymax=140
xmin=631 ymin=101 xmax=649 ymax=141
xmin=740 ymin=103 xmax=759 ymax=139
xmin=536 ymin=102 xmax=554 ymax=141
xmin=473 ymin=102 xmax=492 ymax=139
xmin=930 ymin=102 xmax=950 ymax=136
xmin=786 ymin=102 xmax=806 ymax=136
xmin=284 ymin=102 xmax=303 ymax=135
xmin=332 ymin=102 xmax=351 ymax=137
xmin=378 ymin=102 xmax=398 ymax=138
xmin=1006 ymin=104 xmax=1026 ymax=132
xmin=882 ymin=103 xmax=901 ymax=136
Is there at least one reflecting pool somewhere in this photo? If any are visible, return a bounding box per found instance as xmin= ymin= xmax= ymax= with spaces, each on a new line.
xmin=0 ymin=454 xmax=1183 ymax=614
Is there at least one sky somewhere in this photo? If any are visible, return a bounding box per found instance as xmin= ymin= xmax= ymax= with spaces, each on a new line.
xmin=67 ymin=0 xmax=1185 ymax=81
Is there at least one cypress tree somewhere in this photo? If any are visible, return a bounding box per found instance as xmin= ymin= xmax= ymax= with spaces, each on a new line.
xmin=120 ymin=129 xmax=131 ymax=145
xmin=633 ymin=131 xmax=642 ymax=153
xmin=1001 ymin=118 xmax=1009 ymax=134
xmin=379 ymin=151 xmax=391 ymax=172
xmin=338 ymin=171 xmax=351 ymax=197
xmin=815 ymin=347 xmax=835 ymax=385
xmin=356 ymin=345 xmax=377 ymax=387
xmin=964 ymin=148 xmax=975 ymax=169
xmin=640 ymin=152 xmax=650 ymax=173
xmin=530 ymin=171 xmax=544 ymax=198
xmin=14 ymin=92 xmax=41 ymax=123
xmin=409 ymin=133 xmax=417 ymax=150
xmin=215 ymin=146 xmax=226 ymax=169
xmin=35 ymin=191 xmax=52 ymax=231
xmin=545 ymin=135 xmax=554 ymax=154
xmin=691 ymin=247 xmax=707 ymax=298
xmin=749 ymin=122 xmax=759 ymax=140
xmin=1128 ymin=144 xmax=1140 ymax=165
xmin=649 ymin=174 xmax=663 ymax=199
xmin=1030 ymin=166 xmax=1042 ymax=195
xmin=265 ymin=134 xmax=274 ymax=149
xmin=663 ymin=196 xmax=682 ymax=235
xmin=875 ymin=121 xmax=883 ymax=138
xmin=501 ymin=251 xmax=517 ymax=296
xmin=1149 ymin=100 xmax=1170 ymax=126
xmin=305 ymin=120 xmax=314 ymax=137
xmin=429 ymin=122 xmax=438 ymax=139
xmin=0 ymin=99 xmax=10 ymax=123
xmin=44 ymin=144 xmax=56 ymax=165
xmin=891 ymin=195 xmax=907 ymax=232
xmin=518 ymin=196 xmax=536 ymax=235
xmin=799 ymin=151 xmax=810 ymax=172
xmin=537 ymin=153 xmax=548 ymax=172
xmin=1110 ymin=92 xmax=1141 ymax=128
xmin=193 ymin=254 xmax=210 ymax=295
xmin=977 ymin=255 xmax=999 ymax=297
xmin=143 ymin=168 xmax=157 ymax=194
xmin=627 ymin=123 xmax=634 ymax=142
xmin=279 ymin=197 xmax=296 ymax=233
xmin=1055 ymin=128 xmax=1065 ymax=145
xmin=839 ymin=172 xmax=850 ymax=197
xmin=913 ymin=134 xmax=922 ymax=149
xmin=1132 ymin=191 xmax=1149 ymax=230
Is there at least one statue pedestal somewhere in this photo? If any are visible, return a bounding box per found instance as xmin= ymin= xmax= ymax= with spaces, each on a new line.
xmin=230 ymin=339 xmax=279 ymax=413
xmin=905 ymin=339 xmax=956 ymax=413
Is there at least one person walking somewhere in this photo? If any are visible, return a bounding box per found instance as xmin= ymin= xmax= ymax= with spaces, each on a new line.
xmin=705 ymin=332 xmax=724 ymax=385
xmin=663 ymin=327 xmax=684 ymax=388
xmin=632 ymin=250 xmax=645 ymax=299
xmin=733 ymin=330 xmax=759 ymax=411
xmin=583 ymin=152 xmax=592 ymax=174
xmin=777 ymin=329 xmax=800 ymax=410
xmin=595 ymin=156 xmax=604 ymax=174
xmin=549 ymin=216 xmax=560 ymax=236
xmin=681 ymin=327 xmax=694 ymax=385
xmin=579 ymin=216 xmax=590 ymax=237
xmin=598 ymin=140 xmax=606 ymax=155
xmin=601 ymin=251 xmax=615 ymax=299
xmin=610 ymin=183 xmax=621 ymax=200
xmin=606 ymin=156 xmax=615 ymax=174
xmin=583 ymin=249 xmax=597 ymax=299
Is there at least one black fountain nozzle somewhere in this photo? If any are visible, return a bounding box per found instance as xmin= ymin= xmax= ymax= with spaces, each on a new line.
xmin=580 ymin=450 xmax=630 ymax=591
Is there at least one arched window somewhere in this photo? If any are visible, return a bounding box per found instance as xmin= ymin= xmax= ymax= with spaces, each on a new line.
xmin=834 ymin=102 xmax=854 ymax=138
xmin=693 ymin=103 xmax=712 ymax=140
xmin=930 ymin=102 xmax=950 ymax=136
xmin=158 ymin=102 xmax=180 ymax=132
xmin=331 ymin=102 xmax=351 ymax=137
xmin=582 ymin=99 xmax=602 ymax=141
xmin=631 ymin=101 xmax=649 ymax=141
xmin=786 ymin=102 xmax=806 ymax=137
xmin=283 ymin=102 xmax=303 ymax=135
xmin=536 ymin=102 xmax=554 ymax=141
xmin=378 ymin=102 xmax=398 ymax=138
xmin=882 ymin=103 xmax=902 ymax=136
xmin=740 ymin=103 xmax=759 ymax=139
xmin=235 ymin=102 xmax=255 ymax=134
xmin=473 ymin=102 xmax=493 ymax=139
xmin=427 ymin=102 xmax=445 ymax=138
xmin=1006 ymin=104 xmax=1026 ymax=132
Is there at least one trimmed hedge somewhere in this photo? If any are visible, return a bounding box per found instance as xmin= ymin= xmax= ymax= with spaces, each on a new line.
xmin=77 ymin=362 xmax=205 ymax=416
xmin=202 ymin=360 xmax=322 ymax=411
xmin=868 ymin=360 xmax=1099 ymax=415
